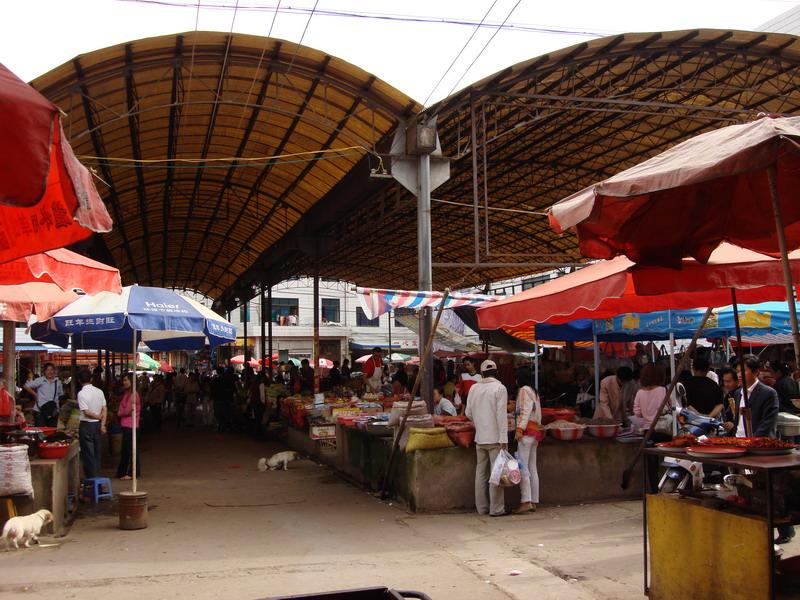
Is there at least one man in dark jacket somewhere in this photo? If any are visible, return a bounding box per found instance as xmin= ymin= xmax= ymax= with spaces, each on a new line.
xmin=732 ymin=355 xmax=779 ymax=438
xmin=731 ymin=356 xmax=791 ymax=543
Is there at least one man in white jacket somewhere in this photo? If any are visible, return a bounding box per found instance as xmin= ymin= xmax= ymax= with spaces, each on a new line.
xmin=465 ymin=360 xmax=509 ymax=517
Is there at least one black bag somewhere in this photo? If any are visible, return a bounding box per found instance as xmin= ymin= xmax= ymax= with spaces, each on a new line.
xmin=39 ymin=382 xmax=60 ymax=420
xmin=40 ymin=400 xmax=58 ymax=420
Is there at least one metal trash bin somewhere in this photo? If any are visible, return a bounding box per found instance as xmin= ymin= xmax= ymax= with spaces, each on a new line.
xmin=265 ymin=587 xmax=432 ymax=600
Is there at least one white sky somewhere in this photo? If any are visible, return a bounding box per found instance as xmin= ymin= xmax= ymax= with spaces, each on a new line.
xmin=2 ymin=0 xmax=798 ymax=105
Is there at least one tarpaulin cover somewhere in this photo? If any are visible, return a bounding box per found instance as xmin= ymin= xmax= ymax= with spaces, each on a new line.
xmin=0 ymin=63 xmax=113 ymax=261
xmin=476 ymin=244 xmax=800 ymax=330
xmin=548 ymin=116 xmax=800 ymax=266
xmin=357 ymin=287 xmax=497 ymax=320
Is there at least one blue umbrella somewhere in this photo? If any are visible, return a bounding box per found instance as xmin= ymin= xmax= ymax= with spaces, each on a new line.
xmin=31 ymin=285 xmax=235 ymax=352
xmin=31 ymin=285 xmax=235 ymax=493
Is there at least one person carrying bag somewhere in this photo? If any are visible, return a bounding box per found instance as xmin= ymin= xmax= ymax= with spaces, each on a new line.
xmin=514 ymin=367 xmax=543 ymax=514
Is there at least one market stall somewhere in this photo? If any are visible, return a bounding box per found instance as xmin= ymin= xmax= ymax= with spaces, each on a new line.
xmin=644 ymin=442 xmax=800 ymax=600
xmin=280 ymin=388 xmax=645 ymax=511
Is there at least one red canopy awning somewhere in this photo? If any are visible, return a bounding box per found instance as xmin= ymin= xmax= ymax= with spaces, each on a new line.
xmin=0 ymin=64 xmax=113 ymax=262
xmin=476 ymin=244 xmax=800 ymax=330
xmin=548 ymin=116 xmax=800 ymax=266
xmin=0 ymin=248 xmax=121 ymax=294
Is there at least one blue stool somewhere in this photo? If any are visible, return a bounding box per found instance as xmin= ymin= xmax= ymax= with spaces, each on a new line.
xmin=82 ymin=477 xmax=113 ymax=503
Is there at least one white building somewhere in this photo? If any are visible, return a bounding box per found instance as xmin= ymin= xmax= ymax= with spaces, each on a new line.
xmin=228 ymin=278 xmax=419 ymax=364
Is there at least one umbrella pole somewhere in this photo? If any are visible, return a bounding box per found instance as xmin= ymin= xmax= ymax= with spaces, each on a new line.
xmin=731 ymin=289 xmax=751 ymax=435
xmin=593 ymin=333 xmax=600 ymax=413
xmin=534 ymin=339 xmax=539 ymax=390
xmin=621 ymin=307 xmax=713 ymax=490
xmin=767 ymin=165 xmax=800 ymax=363
xmin=132 ymin=331 xmax=138 ymax=494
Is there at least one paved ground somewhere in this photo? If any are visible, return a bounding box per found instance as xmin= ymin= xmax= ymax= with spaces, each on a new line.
xmin=0 ymin=426 xmax=649 ymax=599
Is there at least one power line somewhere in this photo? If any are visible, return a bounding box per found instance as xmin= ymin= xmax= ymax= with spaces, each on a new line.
xmin=423 ymin=0 xmax=500 ymax=107
xmin=446 ymin=0 xmax=523 ymax=97
xmin=115 ymin=0 xmax=614 ymax=38
xmin=236 ymin=0 xmax=282 ymax=128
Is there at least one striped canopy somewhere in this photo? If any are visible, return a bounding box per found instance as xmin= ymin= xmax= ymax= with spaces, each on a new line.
xmin=356 ymin=287 xmax=498 ymax=320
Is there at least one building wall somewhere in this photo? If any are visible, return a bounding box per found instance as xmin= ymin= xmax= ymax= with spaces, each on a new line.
xmin=229 ymin=278 xmax=419 ymax=362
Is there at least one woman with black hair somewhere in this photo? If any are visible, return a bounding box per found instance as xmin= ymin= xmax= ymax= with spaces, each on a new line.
xmin=514 ymin=367 xmax=542 ymax=514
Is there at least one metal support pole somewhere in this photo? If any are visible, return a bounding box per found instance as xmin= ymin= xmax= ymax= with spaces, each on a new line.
xmin=388 ymin=310 xmax=393 ymax=362
xmin=418 ymin=152 xmax=434 ymax=411
xmin=243 ymin=301 xmax=249 ymax=361
xmin=267 ymin=285 xmax=273 ymax=379
xmin=534 ymin=339 xmax=540 ymax=390
xmin=132 ymin=331 xmax=138 ymax=494
xmin=669 ymin=332 xmax=676 ymax=379
xmin=70 ymin=335 xmax=77 ymax=401
xmin=260 ymin=286 xmax=266 ymax=371
xmin=313 ymin=272 xmax=320 ymax=394
xmin=593 ymin=333 xmax=600 ymax=412
xmin=3 ymin=321 xmax=14 ymax=398
xmin=470 ymin=96 xmax=480 ymax=263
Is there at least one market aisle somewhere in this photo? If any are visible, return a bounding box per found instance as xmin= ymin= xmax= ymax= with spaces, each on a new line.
xmin=0 ymin=427 xmax=647 ymax=599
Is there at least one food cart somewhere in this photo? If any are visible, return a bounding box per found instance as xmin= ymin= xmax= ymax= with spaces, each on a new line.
xmin=643 ymin=447 xmax=800 ymax=600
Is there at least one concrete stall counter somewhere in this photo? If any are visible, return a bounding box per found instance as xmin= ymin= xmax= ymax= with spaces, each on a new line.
xmin=289 ymin=425 xmax=643 ymax=512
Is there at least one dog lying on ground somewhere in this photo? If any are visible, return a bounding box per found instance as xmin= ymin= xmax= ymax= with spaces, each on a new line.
xmin=257 ymin=451 xmax=301 ymax=471
xmin=2 ymin=509 xmax=53 ymax=549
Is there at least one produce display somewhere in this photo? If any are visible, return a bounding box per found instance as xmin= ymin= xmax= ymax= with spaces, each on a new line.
xmin=546 ymin=419 xmax=586 ymax=441
xmin=701 ymin=437 xmax=797 ymax=449
xmin=576 ymin=417 xmax=618 ymax=426
xmin=656 ymin=434 xmax=698 ymax=448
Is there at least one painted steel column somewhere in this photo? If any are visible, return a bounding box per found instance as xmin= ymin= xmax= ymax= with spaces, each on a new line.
xmin=260 ymin=286 xmax=266 ymax=372
xmin=3 ymin=321 xmax=14 ymax=399
xmin=313 ymin=273 xmax=320 ymax=394
xmin=388 ymin=311 xmax=393 ymax=362
xmin=267 ymin=286 xmax=273 ymax=379
xmin=669 ymin=332 xmax=676 ymax=379
xmin=593 ymin=333 xmax=600 ymax=412
xmin=243 ymin=301 xmax=249 ymax=361
xmin=418 ymin=153 xmax=434 ymax=410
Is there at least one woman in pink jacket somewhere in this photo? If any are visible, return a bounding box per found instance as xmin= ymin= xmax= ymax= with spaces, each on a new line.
xmin=116 ymin=373 xmax=142 ymax=480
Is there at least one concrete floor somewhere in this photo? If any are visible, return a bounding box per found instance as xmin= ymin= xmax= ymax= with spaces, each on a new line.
xmin=0 ymin=426 xmax=649 ymax=599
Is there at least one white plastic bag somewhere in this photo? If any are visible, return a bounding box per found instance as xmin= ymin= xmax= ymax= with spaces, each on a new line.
xmin=489 ymin=449 xmax=521 ymax=487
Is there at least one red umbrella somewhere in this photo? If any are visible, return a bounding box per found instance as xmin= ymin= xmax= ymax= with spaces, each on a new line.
xmin=0 ymin=64 xmax=113 ymax=262
xmin=159 ymin=361 xmax=174 ymax=373
xmin=0 ymin=282 xmax=78 ymax=322
xmin=0 ymin=248 xmax=121 ymax=294
xmin=548 ymin=115 xmax=800 ymax=358
xmin=476 ymin=243 xmax=800 ymax=329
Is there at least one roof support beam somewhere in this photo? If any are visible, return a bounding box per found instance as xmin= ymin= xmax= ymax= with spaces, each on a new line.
xmin=163 ymin=35 xmax=184 ymax=287
xmin=207 ymin=85 xmax=368 ymax=293
xmin=72 ymin=57 xmax=140 ymax=283
xmin=124 ymin=43 xmax=154 ymax=285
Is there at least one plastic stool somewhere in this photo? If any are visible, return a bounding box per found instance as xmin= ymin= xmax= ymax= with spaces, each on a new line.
xmin=1 ymin=497 xmax=17 ymax=519
xmin=82 ymin=477 xmax=113 ymax=503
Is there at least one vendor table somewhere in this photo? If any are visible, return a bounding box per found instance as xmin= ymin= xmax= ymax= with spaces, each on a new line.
xmin=643 ymin=448 xmax=800 ymax=600
xmin=27 ymin=440 xmax=80 ymax=536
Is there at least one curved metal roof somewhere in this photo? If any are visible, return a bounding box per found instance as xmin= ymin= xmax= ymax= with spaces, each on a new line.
xmin=32 ymin=31 xmax=417 ymax=299
xmin=31 ymin=29 xmax=800 ymax=311
xmin=231 ymin=29 xmax=800 ymax=310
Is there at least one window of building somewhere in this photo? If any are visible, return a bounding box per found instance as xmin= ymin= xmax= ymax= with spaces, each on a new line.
xmin=272 ymin=298 xmax=299 ymax=323
xmin=356 ymin=307 xmax=379 ymax=327
xmin=394 ymin=307 xmax=415 ymax=327
xmin=321 ymin=298 xmax=340 ymax=323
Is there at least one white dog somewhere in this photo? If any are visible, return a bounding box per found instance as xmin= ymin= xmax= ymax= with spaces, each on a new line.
xmin=2 ymin=509 xmax=53 ymax=549
xmin=257 ymin=451 xmax=301 ymax=471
